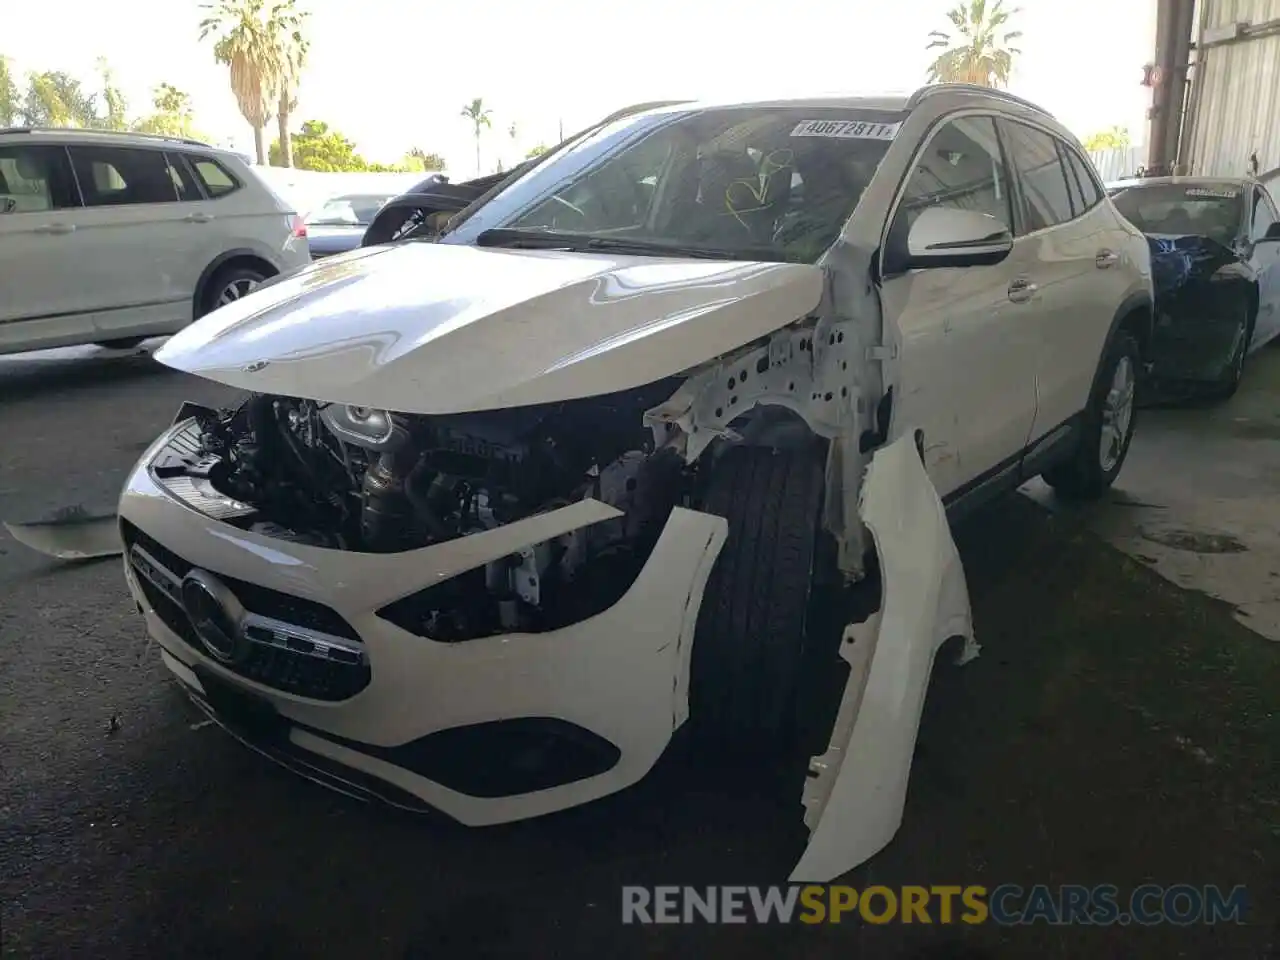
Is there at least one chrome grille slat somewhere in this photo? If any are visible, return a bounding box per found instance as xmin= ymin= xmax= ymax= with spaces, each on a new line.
xmin=127 ymin=539 xmax=371 ymax=699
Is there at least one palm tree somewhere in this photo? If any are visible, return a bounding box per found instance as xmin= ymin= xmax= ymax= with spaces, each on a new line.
xmin=460 ymin=98 xmax=492 ymax=175
xmin=95 ymin=58 xmax=129 ymax=131
xmin=270 ymin=0 xmax=309 ymax=167
xmin=926 ymin=0 xmax=1023 ymax=88
xmin=199 ymin=0 xmax=283 ymax=164
xmin=0 ymin=55 xmax=18 ymax=127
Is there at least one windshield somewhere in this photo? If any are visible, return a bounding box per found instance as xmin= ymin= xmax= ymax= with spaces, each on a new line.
xmin=306 ymin=194 xmax=392 ymax=226
xmin=443 ymin=105 xmax=904 ymax=263
xmin=1110 ymin=183 xmax=1243 ymax=246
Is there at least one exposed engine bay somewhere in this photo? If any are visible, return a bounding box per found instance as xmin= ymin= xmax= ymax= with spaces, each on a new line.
xmin=155 ymin=381 xmax=694 ymax=639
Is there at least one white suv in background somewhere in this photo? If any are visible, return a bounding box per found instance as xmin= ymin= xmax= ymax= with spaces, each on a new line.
xmin=0 ymin=127 xmax=310 ymax=355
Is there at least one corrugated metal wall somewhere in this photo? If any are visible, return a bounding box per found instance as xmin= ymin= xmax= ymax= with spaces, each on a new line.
xmin=1185 ymin=0 xmax=1280 ymax=177
xmin=1088 ymin=146 xmax=1147 ymax=181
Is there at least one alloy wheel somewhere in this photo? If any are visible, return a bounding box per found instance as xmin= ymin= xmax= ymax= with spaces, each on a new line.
xmin=217 ymin=277 xmax=260 ymax=306
xmin=1099 ymin=355 xmax=1135 ymax=473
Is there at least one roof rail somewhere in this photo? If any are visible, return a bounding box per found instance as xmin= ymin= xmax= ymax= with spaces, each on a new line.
xmin=905 ymin=83 xmax=1050 ymax=116
xmin=0 ymin=126 xmax=213 ymax=148
xmin=598 ymin=100 xmax=694 ymax=125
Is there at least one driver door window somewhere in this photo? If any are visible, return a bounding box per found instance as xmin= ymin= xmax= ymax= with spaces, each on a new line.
xmin=1251 ymin=187 xmax=1280 ymax=339
xmin=889 ymin=115 xmax=1014 ymax=249
xmin=1251 ymin=187 xmax=1278 ymax=241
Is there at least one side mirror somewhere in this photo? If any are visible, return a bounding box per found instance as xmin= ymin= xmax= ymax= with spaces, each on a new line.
xmin=903 ymin=207 xmax=1014 ymax=269
xmin=1262 ymin=221 xmax=1280 ymax=242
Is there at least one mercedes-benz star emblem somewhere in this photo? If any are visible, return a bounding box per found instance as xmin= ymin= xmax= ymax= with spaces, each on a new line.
xmin=180 ymin=570 xmax=247 ymax=664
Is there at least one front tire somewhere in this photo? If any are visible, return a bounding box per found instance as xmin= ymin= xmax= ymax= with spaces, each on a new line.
xmin=1043 ymin=331 xmax=1140 ymax=500
xmin=689 ymin=443 xmax=825 ymax=753
xmin=1215 ymin=305 xmax=1254 ymax=400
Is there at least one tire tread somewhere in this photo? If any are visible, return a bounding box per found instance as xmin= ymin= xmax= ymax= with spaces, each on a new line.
xmin=692 ymin=444 xmax=824 ymax=747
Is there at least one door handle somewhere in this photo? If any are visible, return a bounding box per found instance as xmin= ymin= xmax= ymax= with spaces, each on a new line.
xmin=184 ymin=213 xmax=213 ymax=223
xmin=1095 ymin=249 xmax=1120 ymax=269
xmin=1008 ymin=278 xmax=1037 ymax=303
xmin=34 ymin=222 xmax=76 ymax=235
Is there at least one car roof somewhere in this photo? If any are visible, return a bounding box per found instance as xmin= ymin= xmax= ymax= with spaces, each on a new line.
xmin=0 ymin=126 xmax=232 ymax=156
xmin=1106 ymin=175 xmax=1256 ymax=191
xmin=632 ymin=94 xmax=911 ymax=115
xmin=619 ymin=84 xmax=1053 ymax=120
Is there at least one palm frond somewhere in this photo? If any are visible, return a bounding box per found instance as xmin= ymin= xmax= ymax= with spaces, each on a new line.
xmin=926 ymin=0 xmax=1022 ymax=87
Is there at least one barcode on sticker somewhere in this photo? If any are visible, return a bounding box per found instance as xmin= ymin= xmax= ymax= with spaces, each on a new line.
xmin=790 ymin=119 xmax=902 ymax=140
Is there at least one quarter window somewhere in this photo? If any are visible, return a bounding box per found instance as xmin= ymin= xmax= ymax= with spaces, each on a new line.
xmin=69 ymin=146 xmax=179 ymax=206
xmin=0 ymin=146 xmax=79 ymax=213
xmin=1001 ymin=120 xmax=1075 ymax=232
xmin=891 ymin=115 xmax=1015 ymax=243
xmin=188 ymin=157 xmax=240 ymax=198
xmin=1065 ymin=148 xmax=1103 ymax=211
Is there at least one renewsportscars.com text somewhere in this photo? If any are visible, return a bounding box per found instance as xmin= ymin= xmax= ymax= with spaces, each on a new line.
xmin=621 ymin=884 xmax=1249 ymax=926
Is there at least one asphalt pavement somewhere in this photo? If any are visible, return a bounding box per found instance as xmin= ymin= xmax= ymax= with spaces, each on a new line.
xmin=1 ymin=345 xmax=1276 ymax=959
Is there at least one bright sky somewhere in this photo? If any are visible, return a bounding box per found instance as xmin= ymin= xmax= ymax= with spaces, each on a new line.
xmin=8 ymin=0 xmax=1155 ymax=176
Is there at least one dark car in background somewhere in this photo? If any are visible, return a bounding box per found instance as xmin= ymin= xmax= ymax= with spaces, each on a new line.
xmin=305 ymin=192 xmax=397 ymax=258
xmin=361 ymin=169 xmax=525 ymax=247
xmin=1108 ymin=177 xmax=1280 ymax=396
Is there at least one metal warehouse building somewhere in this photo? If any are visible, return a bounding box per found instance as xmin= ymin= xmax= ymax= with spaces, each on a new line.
xmin=1177 ymin=0 xmax=1280 ymax=181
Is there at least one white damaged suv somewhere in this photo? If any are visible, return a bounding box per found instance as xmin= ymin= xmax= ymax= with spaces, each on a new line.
xmin=117 ymin=86 xmax=1152 ymax=881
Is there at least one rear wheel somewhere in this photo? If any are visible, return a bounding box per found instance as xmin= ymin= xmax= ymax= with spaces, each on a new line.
xmin=689 ymin=443 xmax=825 ymax=754
xmin=1043 ymin=330 xmax=1140 ymax=500
xmin=199 ymin=265 xmax=267 ymax=318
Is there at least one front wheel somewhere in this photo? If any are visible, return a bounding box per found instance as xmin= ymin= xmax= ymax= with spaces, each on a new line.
xmin=1214 ymin=306 xmax=1254 ymax=400
xmin=689 ymin=443 xmax=825 ymax=754
xmin=1043 ymin=331 xmax=1140 ymax=500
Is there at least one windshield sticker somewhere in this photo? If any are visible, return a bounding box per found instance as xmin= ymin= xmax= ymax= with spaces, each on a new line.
xmin=1185 ymin=187 xmax=1240 ymax=199
xmin=790 ymin=119 xmax=902 ymax=141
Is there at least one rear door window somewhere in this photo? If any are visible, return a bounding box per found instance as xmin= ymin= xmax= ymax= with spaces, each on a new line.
xmin=1000 ymin=120 xmax=1075 ymax=233
xmin=165 ymin=153 xmax=202 ymax=202
xmin=69 ymin=146 xmax=179 ymax=206
xmin=0 ymin=146 xmax=79 ymax=213
xmin=188 ymin=156 xmax=241 ymax=198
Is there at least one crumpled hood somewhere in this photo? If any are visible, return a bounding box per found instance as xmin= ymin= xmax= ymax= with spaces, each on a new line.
xmin=156 ymin=242 xmax=823 ymax=414
xmin=1145 ymin=232 xmax=1241 ymax=296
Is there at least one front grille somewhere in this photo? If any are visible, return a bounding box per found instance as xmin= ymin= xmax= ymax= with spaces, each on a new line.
xmin=123 ymin=520 xmax=371 ymax=702
xmin=122 ymin=521 xmax=358 ymax=640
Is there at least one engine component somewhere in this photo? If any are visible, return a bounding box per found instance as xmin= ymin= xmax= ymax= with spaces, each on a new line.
xmin=361 ymin=448 xmax=419 ymax=551
xmin=320 ymin=405 xmax=406 ymax=450
xmin=161 ymin=380 xmax=690 ymax=636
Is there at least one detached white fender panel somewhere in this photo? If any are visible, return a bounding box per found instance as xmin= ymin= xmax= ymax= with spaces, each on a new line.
xmin=791 ymin=430 xmax=977 ymax=883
